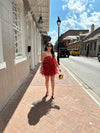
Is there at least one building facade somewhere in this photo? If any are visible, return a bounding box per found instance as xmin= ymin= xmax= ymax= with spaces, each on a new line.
xmin=54 ymin=29 xmax=89 ymax=51
xmin=0 ymin=0 xmax=50 ymax=112
xmin=58 ymin=25 xmax=100 ymax=57
xmin=81 ymin=27 xmax=100 ymax=57
xmin=67 ymin=26 xmax=100 ymax=57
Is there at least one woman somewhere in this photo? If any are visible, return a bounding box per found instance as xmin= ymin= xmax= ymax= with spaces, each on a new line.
xmin=40 ymin=42 xmax=61 ymax=99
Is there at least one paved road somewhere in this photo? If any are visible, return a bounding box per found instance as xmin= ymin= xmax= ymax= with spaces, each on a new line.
xmin=61 ymin=56 xmax=100 ymax=97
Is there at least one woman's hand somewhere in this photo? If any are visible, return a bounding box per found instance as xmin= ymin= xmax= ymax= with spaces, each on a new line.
xmin=58 ymin=68 xmax=61 ymax=72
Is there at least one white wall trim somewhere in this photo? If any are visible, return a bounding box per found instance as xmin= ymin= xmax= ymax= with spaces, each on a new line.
xmin=15 ymin=57 xmax=27 ymax=64
xmin=0 ymin=62 xmax=6 ymax=70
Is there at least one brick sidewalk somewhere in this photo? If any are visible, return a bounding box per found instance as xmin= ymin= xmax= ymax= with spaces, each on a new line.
xmin=0 ymin=65 xmax=100 ymax=133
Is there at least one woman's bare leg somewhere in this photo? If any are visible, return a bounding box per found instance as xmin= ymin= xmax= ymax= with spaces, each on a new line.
xmin=45 ymin=76 xmax=49 ymax=95
xmin=51 ymin=75 xmax=55 ymax=97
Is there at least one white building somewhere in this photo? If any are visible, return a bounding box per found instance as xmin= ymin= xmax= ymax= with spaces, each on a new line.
xmin=0 ymin=0 xmax=50 ymax=112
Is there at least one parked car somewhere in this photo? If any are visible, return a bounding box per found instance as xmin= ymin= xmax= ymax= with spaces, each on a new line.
xmin=59 ymin=48 xmax=70 ymax=58
xmin=70 ymin=49 xmax=80 ymax=56
xmin=97 ymin=52 xmax=100 ymax=62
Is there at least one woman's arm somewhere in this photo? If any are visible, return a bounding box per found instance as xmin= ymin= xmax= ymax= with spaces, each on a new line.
xmin=55 ymin=58 xmax=61 ymax=72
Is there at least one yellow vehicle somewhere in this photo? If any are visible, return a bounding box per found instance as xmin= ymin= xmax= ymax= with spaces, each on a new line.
xmin=70 ymin=49 xmax=80 ymax=56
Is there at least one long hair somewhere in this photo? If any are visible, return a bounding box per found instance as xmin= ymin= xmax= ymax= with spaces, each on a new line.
xmin=44 ymin=42 xmax=55 ymax=58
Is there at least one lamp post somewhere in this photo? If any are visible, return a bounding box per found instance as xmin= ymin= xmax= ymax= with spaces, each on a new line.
xmin=57 ymin=16 xmax=61 ymax=65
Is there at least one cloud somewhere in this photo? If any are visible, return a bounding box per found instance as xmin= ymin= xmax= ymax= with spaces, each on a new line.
xmin=62 ymin=4 xmax=67 ymax=10
xmin=79 ymin=12 xmax=100 ymax=30
xmin=61 ymin=0 xmax=100 ymax=31
xmin=68 ymin=0 xmax=88 ymax=13
xmin=89 ymin=0 xmax=95 ymax=2
xmin=62 ymin=0 xmax=88 ymax=13
xmin=60 ymin=11 xmax=100 ymax=34
xmin=48 ymin=30 xmax=58 ymax=45
xmin=89 ymin=4 xmax=93 ymax=9
xmin=87 ymin=4 xmax=94 ymax=12
xmin=61 ymin=18 xmax=77 ymax=33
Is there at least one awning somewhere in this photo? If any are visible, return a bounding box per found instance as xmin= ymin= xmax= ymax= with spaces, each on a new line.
xmin=85 ymin=33 xmax=100 ymax=42
xmin=63 ymin=36 xmax=77 ymax=40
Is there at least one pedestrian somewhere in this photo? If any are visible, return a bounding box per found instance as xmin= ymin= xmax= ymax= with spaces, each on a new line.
xmin=40 ymin=42 xmax=61 ymax=99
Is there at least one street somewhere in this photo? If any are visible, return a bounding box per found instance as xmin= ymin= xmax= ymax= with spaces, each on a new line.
xmin=60 ymin=56 xmax=100 ymax=97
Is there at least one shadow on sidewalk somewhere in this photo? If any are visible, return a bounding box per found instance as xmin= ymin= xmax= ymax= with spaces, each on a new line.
xmin=28 ymin=96 xmax=60 ymax=125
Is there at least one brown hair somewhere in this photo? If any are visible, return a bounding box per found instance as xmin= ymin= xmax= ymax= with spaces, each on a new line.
xmin=44 ymin=42 xmax=55 ymax=58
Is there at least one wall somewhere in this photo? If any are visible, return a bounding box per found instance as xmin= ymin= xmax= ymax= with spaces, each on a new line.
xmin=0 ymin=0 xmax=41 ymax=112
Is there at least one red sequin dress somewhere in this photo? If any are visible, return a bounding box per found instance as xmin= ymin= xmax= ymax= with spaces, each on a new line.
xmin=41 ymin=56 xmax=58 ymax=76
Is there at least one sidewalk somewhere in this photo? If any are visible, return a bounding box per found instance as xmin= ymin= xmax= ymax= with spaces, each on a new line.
xmin=0 ymin=64 xmax=100 ymax=133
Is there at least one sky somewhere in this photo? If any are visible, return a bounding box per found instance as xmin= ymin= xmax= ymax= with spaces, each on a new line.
xmin=48 ymin=0 xmax=100 ymax=45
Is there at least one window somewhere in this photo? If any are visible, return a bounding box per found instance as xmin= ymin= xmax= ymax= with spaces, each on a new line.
xmin=12 ymin=1 xmax=25 ymax=59
xmin=0 ymin=18 xmax=6 ymax=69
xmin=90 ymin=43 xmax=92 ymax=50
xmin=80 ymin=36 xmax=85 ymax=40
xmin=0 ymin=18 xmax=3 ymax=63
xmin=81 ymin=44 xmax=83 ymax=50
xmin=85 ymin=44 xmax=86 ymax=50
xmin=94 ymin=42 xmax=96 ymax=51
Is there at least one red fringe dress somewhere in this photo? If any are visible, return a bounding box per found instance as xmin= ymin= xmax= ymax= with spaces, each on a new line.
xmin=41 ymin=56 xmax=58 ymax=76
